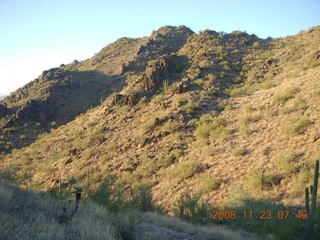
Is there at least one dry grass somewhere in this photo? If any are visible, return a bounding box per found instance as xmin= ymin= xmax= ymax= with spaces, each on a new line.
xmin=0 ymin=182 xmax=254 ymax=240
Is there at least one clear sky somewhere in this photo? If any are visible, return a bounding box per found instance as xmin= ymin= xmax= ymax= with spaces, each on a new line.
xmin=0 ymin=0 xmax=319 ymax=96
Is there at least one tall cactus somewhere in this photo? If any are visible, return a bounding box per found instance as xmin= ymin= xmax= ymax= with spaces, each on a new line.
xmin=311 ymin=160 xmax=319 ymax=216
xmin=305 ymin=159 xmax=319 ymax=235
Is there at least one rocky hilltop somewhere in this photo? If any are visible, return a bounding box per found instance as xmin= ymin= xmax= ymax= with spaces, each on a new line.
xmin=0 ymin=25 xmax=320 ymax=216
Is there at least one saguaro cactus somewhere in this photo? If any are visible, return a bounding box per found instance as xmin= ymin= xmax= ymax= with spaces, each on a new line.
xmin=305 ymin=160 xmax=319 ymax=234
xmin=72 ymin=184 xmax=83 ymax=214
xmin=311 ymin=160 xmax=319 ymax=216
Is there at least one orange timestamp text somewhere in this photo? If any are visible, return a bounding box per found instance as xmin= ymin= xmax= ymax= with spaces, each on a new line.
xmin=210 ymin=210 xmax=308 ymax=220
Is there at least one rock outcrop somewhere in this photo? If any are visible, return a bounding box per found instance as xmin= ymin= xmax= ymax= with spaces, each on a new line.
xmin=139 ymin=55 xmax=176 ymax=92
xmin=15 ymin=98 xmax=56 ymax=122
xmin=112 ymin=93 xmax=140 ymax=106
xmin=0 ymin=104 xmax=8 ymax=118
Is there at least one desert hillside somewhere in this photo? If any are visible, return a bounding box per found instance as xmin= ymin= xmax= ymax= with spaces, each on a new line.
xmin=0 ymin=26 xmax=320 ymax=238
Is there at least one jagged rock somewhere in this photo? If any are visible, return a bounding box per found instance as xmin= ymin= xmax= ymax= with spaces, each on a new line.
xmin=111 ymin=93 xmax=139 ymax=106
xmin=139 ymin=55 xmax=175 ymax=92
xmin=0 ymin=116 xmax=15 ymax=130
xmin=0 ymin=104 xmax=8 ymax=117
xmin=172 ymin=81 xmax=189 ymax=94
xmin=15 ymin=99 xmax=55 ymax=122
xmin=68 ymin=148 xmax=81 ymax=157
xmin=119 ymin=160 xmax=138 ymax=172
xmin=313 ymin=50 xmax=320 ymax=60
xmin=64 ymin=158 xmax=73 ymax=165
xmin=247 ymin=58 xmax=281 ymax=84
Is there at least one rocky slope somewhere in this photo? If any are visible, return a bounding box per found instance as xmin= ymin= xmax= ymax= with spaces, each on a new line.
xmin=0 ymin=25 xmax=320 ymax=213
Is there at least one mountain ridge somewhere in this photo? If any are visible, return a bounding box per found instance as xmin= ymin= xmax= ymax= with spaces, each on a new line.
xmin=1 ymin=25 xmax=320 ymax=214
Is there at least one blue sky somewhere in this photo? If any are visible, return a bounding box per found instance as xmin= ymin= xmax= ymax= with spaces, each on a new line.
xmin=0 ymin=0 xmax=319 ymax=96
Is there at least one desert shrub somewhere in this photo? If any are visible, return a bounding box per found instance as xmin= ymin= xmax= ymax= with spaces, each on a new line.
xmin=173 ymin=94 xmax=188 ymax=106
xmin=172 ymin=192 xmax=212 ymax=224
xmin=105 ymin=143 xmax=118 ymax=153
xmin=280 ymin=98 xmax=307 ymax=114
xmin=252 ymin=41 xmax=261 ymax=48
xmin=291 ymin=167 xmax=312 ymax=194
xmin=134 ymin=157 xmax=158 ymax=179
xmin=237 ymin=114 xmax=261 ymax=136
xmin=283 ymin=118 xmax=311 ymax=134
xmin=198 ymin=59 xmax=211 ymax=68
xmin=152 ymin=93 xmax=165 ymax=104
xmin=194 ymin=78 xmax=205 ymax=88
xmin=116 ymin=105 xmax=130 ymax=115
xmin=229 ymin=85 xmax=256 ymax=97
xmin=19 ymin=135 xmax=27 ymax=140
xmin=195 ymin=117 xmax=230 ymax=141
xmin=127 ymin=184 xmax=159 ymax=212
xmin=180 ymin=100 xmax=200 ymax=114
xmin=168 ymin=161 xmax=200 ymax=179
xmin=272 ymin=87 xmax=300 ymax=105
xmin=217 ymin=99 xmax=232 ymax=111
xmin=140 ymin=117 xmax=162 ymax=133
xmin=260 ymin=80 xmax=278 ymax=89
xmin=276 ymin=151 xmax=300 ymax=174
xmin=314 ymin=89 xmax=320 ymax=97
xmin=160 ymin=119 xmax=179 ymax=133
xmin=232 ymin=147 xmax=247 ymax=156
xmin=239 ymin=114 xmax=262 ymax=125
xmin=137 ymin=96 xmax=148 ymax=105
xmin=247 ymin=170 xmax=277 ymax=191
xmin=2 ymin=127 xmax=17 ymax=134
xmin=159 ymin=148 xmax=182 ymax=168
xmin=207 ymin=73 xmax=216 ymax=82
xmin=51 ymin=121 xmax=57 ymax=127
xmin=238 ymin=121 xmax=252 ymax=136
xmin=198 ymin=172 xmax=221 ymax=193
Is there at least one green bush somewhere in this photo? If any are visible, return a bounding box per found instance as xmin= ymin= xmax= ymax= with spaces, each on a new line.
xmin=198 ymin=172 xmax=221 ymax=193
xmin=50 ymin=121 xmax=57 ymax=127
xmin=239 ymin=114 xmax=262 ymax=125
xmin=127 ymin=184 xmax=159 ymax=212
xmin=105 ymin=143 xmax=118 ymax=152
xmin=247 ymin=170 xmax=277 ymax=191
xmin=272 ymin=87 xmax=300 ymax=105
xmin=195 ymin=117 xmax=230 ymax=141
xmin=172 ymin=192 xmax=212 ymax=224
xmin=19 ymin=135 xmax=27 ymax=140
xmin=280 ymin=98 xmax=307 ymax=114
xmin=283 ymin=118 xmax=311 ymax=134
xmin=180 ymin=100 xmax=200 ymax=114
xmin=2 ymin=127 xmax=17 ymax=134
xmin=232 ymin=147 xmax=247 ymax=156
xmin=160 ymin=119 xmax=179 ymax=133
xmin=168 ymin=161 xmax=200 ymax=179
xmin=252 ymin=41 xmax=261 ymax=48
xmin=276 ymin=151 xmax=300 ymax=174
xmin=229 ymin=85 xmax=256 ymax=97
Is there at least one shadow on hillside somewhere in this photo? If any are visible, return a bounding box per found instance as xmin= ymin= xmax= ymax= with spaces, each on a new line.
xmin=0 ymin=69 xmax=126 ymax=153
